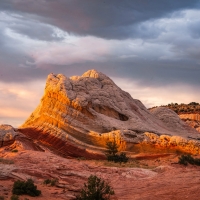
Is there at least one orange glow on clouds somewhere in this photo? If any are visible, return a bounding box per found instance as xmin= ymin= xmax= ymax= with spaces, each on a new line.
xmin=0 ymin=80 xmax=45 ymax=127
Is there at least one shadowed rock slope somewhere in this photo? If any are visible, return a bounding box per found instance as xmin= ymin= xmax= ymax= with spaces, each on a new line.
xmin=0 ymin=124 xmax=43 ymax=152
xmin=150 ymin=102 xmax=200 ymax=133
xmin=165 ymin=102 xmax=200 ymax=133
xmin=19 ymin=70 xmax=200 ymax=157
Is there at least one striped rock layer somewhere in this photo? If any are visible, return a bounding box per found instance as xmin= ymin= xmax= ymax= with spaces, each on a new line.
xmin=19 ymin=70 xmax=200 ymax=157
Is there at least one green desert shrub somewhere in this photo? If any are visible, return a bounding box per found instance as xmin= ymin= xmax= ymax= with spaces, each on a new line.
xmin=76 ymin=175 xmax=114 ymax=200
xmin=106 ymin=140 xmax=129 ymax=163
xmin=107 ymin=153 xmax=129 ymax=163
xmin=12 ymin=179 xmax=41 ymax=197
xmin=11 ymin=149 xmax=18 ymax=153
xmin=178 ymin=155 xmax=200 ymax=166
xmin=43 ymin=178 xmax=58 ymax=186
xmin=10 ymin=195 xmax=19 ymax=200
xmin=43 ymin=179 xmax=51 ymax=185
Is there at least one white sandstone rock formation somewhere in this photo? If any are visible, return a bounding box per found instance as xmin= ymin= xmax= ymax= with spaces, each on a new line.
xmin=19 ymin=70 xmax=200 ymax=156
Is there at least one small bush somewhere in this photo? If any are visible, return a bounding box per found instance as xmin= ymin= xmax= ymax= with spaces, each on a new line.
xmin=106 ymin=140 xmax=129 ymax=163
xmin=50 ymin=179 xmax=57 ymax=186
xmin=107 ymin=153 xmax=128 ymax=163
xmin=10 ymin=195 xmax=19 ymax=200
xmin=76 ymin=175 xmax=114 ymax=200
xmin=178 ymin=155 xmax=200 ymax=166
xmin=11 ymin=149 xmax=18 ymax=153
xmin=12 ymin=179 xmax=41 ymax=197
xmin=118 ymin=152 xmax=129 ymax=163
xmin=106 ymin=140 xmax=119 ymax=156
xmin=43 ymin=179 xmax=51 ymax=185
xmin=0 ymin=196 xmax=4 ymax=200
xmin=43 ymin=178 xmax=58 ymax=186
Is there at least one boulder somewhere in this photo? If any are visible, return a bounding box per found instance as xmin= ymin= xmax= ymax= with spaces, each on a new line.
xmin=0 ymin=124 xmax=17 ymax=147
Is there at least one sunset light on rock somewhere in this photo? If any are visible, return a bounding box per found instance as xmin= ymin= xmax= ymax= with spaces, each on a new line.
xmin=0 ymin=1 xmax=200 ymax=199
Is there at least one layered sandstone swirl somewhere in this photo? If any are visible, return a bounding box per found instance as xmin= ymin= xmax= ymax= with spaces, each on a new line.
xmin=18 ymin=70 xmax=200 ymax=158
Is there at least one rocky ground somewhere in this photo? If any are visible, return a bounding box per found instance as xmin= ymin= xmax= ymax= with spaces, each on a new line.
xmin=0 ymin=147 xmax=200 ymax=200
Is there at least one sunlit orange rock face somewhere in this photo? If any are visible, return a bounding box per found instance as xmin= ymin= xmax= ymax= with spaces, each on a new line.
xmin=20 ymin=70 xmax=200 ymax=157
xmin=179 ymin=114 xmax=200 ymax=132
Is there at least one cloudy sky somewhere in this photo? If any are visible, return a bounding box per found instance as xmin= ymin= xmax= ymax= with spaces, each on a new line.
xmin=1 ymin=0 xmax=200 ymax=127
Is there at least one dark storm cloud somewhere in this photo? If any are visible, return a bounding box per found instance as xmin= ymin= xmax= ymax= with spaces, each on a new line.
xmin=188 ymin=22 xmax=200 ymax=39
xmin=0 ymin=0 xmax=200 ymax=86
xmin=1 ymin=0 xmax=200 ymax=126
xmin=69 ymin=59 xmax=200 ymax=88
xmin=0 ymin=11 xmax=65 ymax=41
xmin=11 ymin=20 xmax=64 ymax=41
xmin=0 ymin=11 xmax=64 ymax=83
xmin=0 ymin=0 xmax=199 ymax=39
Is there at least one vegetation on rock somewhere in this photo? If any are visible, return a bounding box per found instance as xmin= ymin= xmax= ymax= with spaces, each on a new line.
xmin=43 ymin=178 xmax=58 ymax=186
xmin=10 ymin=195 xmax=19 ymax=200
xmin=75 ymin=175 xmax=114 ymax=200
xmin=12 ymin=179 xmax=41 ymax=197
xmin=106 ymin=139 xmax=128 ymax=163
xmin=178 ymin=155 xmax=200 ymax=166
xmin=11 ymin=149 xmax=18 ymax=153
xmin=150 ymin=102 xmax=200 ymax=114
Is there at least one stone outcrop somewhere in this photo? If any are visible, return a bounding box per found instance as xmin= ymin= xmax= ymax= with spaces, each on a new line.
xmin=149 ymin=107 xmax=198 ymax=136
xmin=179 ymin=114 xmax=200 ymax=133
xmin=0 ymin=125 xmax=17 ymax=147
xmin=180 ymin=114 xmax=200 ymax=121
xmin=156 ymin=103 xmax=200 ymax=133
xmin=19 ymin=70 xmax=200 ymax=157
xmin=143 ymin=132 xmax=200 ymax=155
xmin=0 ymin=124 xmax=44 ymax=151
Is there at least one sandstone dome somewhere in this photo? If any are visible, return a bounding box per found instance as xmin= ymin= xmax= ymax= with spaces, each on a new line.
xmin=19 ymin=70 xmax=200 ymax=157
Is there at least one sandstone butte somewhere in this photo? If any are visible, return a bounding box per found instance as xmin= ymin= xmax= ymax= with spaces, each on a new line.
xmin=16 ymin=69 xmax=200 ymax=158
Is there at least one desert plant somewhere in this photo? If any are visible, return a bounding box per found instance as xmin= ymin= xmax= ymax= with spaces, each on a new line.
xmin=107 ymin=153 xmax=129 ymax=163
xmin=12 ymin=179 xmax=41 ymax=197
xmin=178 ymin=155 xmax=200 ymax=166
xmin=118 ymin=152 xmax=129 ymax=163
xmin=178 ymin=155 xmax=190 ymax=165
xmin=76 ymin=175 xmax=114 ymax=200
xmin=10 ymin=195 xmax=19 ymax=200
xmin=11 ymin=149 xmax=18 ymax=153
xmin=50 ymin=179 xmax=58 ymax=186
xmin=106 ymin=140 xmax=128 ymax=163
xmin=106 ymin=139 xmax=119 ymax=156
xmin=43 ymin=178 xmax=58 ymax=186
xmin=43 ymin=179 xmax=51 ymax=185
